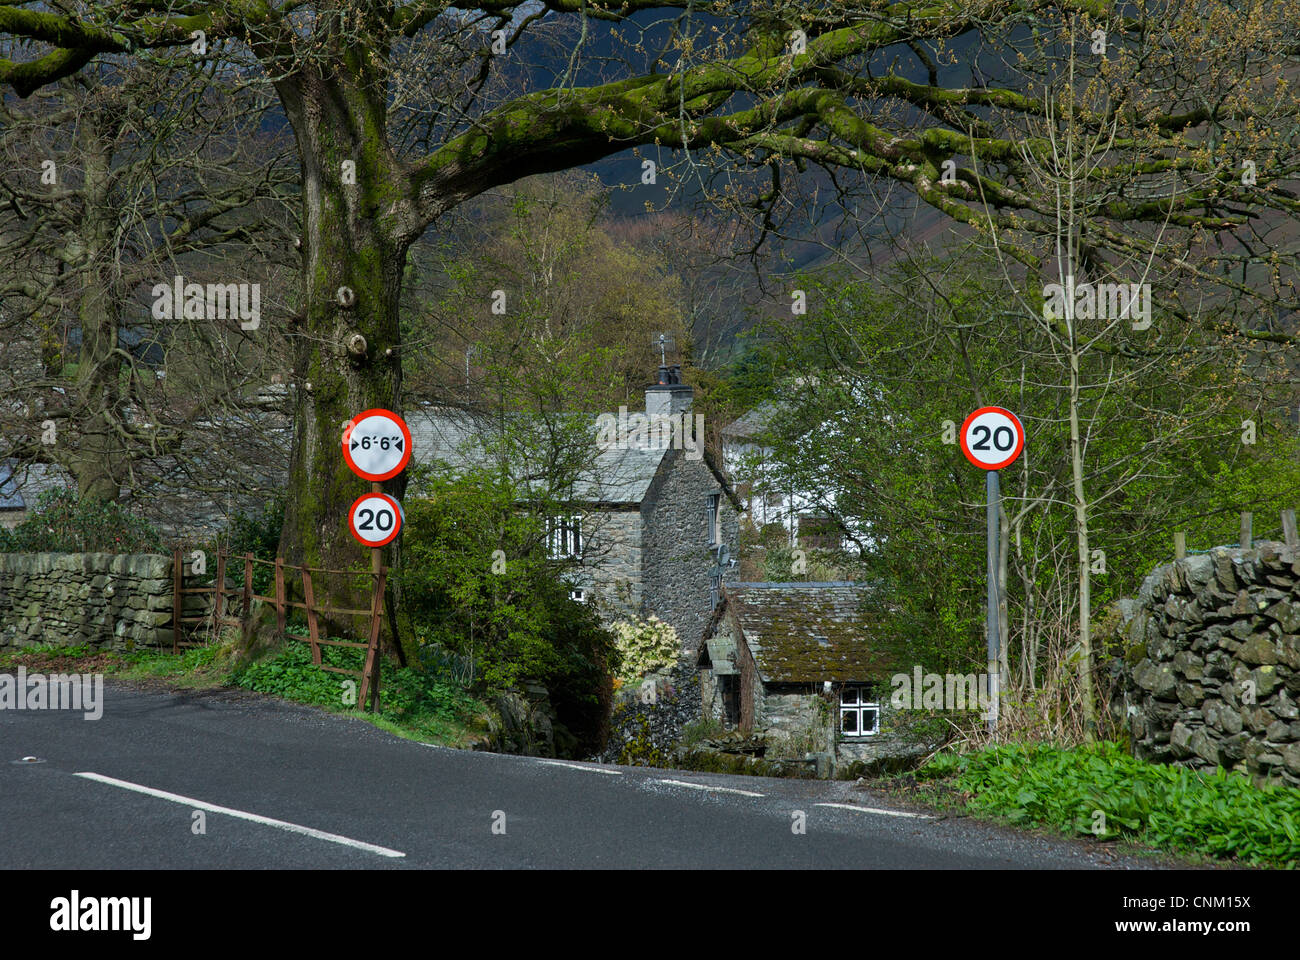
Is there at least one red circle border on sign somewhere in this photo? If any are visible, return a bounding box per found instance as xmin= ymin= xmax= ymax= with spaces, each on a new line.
xmin=342 ymin=408 xmax=412 ymax=482
xmin=347 ymin=492 xmax=403 ymax=547
xmin=959 ymin=406 xmax=1025 ymax=471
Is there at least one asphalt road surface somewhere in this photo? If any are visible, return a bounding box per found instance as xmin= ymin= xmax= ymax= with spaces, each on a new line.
xmin=1 ymin=681 xmax=1162 ymax=869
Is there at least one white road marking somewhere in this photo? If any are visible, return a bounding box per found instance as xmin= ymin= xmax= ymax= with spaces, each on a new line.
xmin=74 ymin=772 xmax=406 ymax=858
xmin=816 ymin=802 xmax=934 ymax=820
xmin=534 ymin=759 xmax=622 ymax=775
xmin=655 ymin=778 xmax=765 ymax=798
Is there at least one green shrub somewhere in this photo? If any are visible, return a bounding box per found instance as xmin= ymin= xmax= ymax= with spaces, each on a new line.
xmin=231 ymin=640 xmax=478 ymax=726
xmin=214 ymin=496 xmax=285 ymax=595
xmin=923 ymin=742 xmax=1300 ymax=867
xmin=0 ymin=487 xmax=161 ymax=553
xmin=398 ymin=467 xmax=616 ymax=753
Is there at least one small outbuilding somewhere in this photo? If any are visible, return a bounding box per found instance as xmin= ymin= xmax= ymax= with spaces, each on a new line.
xmin=696 ymin=581 xmax=908 ymax=763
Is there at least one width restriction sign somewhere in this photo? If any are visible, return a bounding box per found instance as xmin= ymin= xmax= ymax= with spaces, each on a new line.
xmin=347 ymin=492 xmax=403 ymax=547
xmin=342 ymin=408 xmax=412 ymax=482
xmin=959 ymin=406 xmax=1025 ymax=471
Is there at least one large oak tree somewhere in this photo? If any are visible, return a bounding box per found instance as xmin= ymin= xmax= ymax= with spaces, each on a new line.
xmin=2 ymin=0 xmax=1297 ymax=612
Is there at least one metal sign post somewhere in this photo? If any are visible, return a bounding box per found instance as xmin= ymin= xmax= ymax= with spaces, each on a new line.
xmin=986 ymin=469 xmax=1000 ymax=733
xmin=959 ymin=406 xmax=1025 ymax=736
xmin=342 ymin=408 xmax=412 ymax=712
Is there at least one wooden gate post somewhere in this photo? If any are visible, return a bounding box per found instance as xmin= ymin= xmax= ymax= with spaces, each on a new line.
xmin=274 ymin=556 xmax=286 ymax=638
xmin=213 ymin=548 xmax=227 ymax=638
xmin=172 ymin=545 xmax=183 ymax=654
xmin=241 ymin=553 xmax=254 ymax=625
xmin=301 ymin=567 xmax=322 ymax=665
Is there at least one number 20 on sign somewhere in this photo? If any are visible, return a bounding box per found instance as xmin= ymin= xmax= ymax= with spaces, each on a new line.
xmin=348 ymin=492 xmax=402 ymax=548
xmin=959 ymin=406 xmax=1025 ymax=471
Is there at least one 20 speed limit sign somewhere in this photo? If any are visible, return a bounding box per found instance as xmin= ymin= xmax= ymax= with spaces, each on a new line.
xmin=342 ymin=408 xmax=412 ymax=482
xmin=347 ymin=492 xmax=403 ymax=547
xmin=959 ymin=406 xmax=1025 ymax=471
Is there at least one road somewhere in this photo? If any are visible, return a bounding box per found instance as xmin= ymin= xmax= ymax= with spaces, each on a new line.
xmin=1 ymin=681 xmax=1159 ymax=869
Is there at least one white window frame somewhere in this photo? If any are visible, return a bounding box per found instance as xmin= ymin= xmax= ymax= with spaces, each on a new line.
xmin=569 ymin=588 xmax=587 ymax=604
xmin=839 ymin=686 xmax=880 ymax=738
xmin=548 ymin=515 xmax=583 ymax=560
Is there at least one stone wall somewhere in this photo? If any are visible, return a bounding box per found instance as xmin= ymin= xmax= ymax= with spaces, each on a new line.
xmin=1112 ymin=542 xmax=1300 ymax=787
xmin=574 ymin=509 xmax=643 ymax=620
xmin=641 ymin=450 xmax=740 ymax=653
xmin=0 ymin=553 xmax=175 ymax=650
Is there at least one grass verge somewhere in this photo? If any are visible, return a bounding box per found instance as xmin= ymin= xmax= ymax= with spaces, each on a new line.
xmin=0 ymin=639 xmax=491 ymax=748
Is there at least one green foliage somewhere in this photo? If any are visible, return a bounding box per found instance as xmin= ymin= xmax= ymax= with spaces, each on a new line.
xmin=399 ymin=466 xmax=616 ymax=753
xmin=215 ymin=496 xmax=285 ymax=595
xmin=609 ymin=615 xmax=679 ymax=684
xmin=0 ymin=487 xmax=161 ymax=553
xmin=923 ymin=743 xmax=1300 ymax=867
xmin=735 ymin=250 xmax=1300 ymax=711
xmin=231 ymin=641 xmax=479 ymax=729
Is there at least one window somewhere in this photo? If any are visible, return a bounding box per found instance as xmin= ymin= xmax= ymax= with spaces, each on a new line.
xmin=569 ymin=588 xmax=587 ymax=604
xmin=839 ymin=686 xmax=880 ymax=737
xmin=548 ymin=515 xmax=582 ymax=559
xmin=706 ymin=493 xmax=721 ymax=545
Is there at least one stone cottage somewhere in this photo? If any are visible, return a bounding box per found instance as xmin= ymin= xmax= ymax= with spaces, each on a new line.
xmin=696 ymin=581 xmax=907 ymax=761
xmin=408 ymin=365 xmax=741 ymax=653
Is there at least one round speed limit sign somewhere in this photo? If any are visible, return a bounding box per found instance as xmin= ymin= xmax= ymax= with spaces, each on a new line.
xmin=959 ymin=406 xmax=1025 ymax=471
xmin=347 ymin=492 xmax=403 ymax=547
xmin=342 ymin=408 xmax=412 ymax=482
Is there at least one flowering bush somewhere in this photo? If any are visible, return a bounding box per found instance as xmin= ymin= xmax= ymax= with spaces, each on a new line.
xmin=610 ymin=615 xmax=680 ymax=684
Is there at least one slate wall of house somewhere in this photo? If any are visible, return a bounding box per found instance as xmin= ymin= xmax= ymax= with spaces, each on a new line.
xmin=574 ymin=509 xmax=644 ymax=622
xmin=756 ymin=685 xmax=830 ymax=745
xmin=641 ymin=451 xmax=739 ymax=653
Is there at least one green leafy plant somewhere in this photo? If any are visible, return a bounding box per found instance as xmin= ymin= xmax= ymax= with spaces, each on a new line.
xmin=921 ymin=742 xmax=1300 ymax=867
xmin=0 ymin=487 xmax=161 ymax=553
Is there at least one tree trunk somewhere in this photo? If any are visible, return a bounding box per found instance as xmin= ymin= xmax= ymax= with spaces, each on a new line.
xmin=69 ymin=114 xmax=126 ymax=503
xmin=1068 ymin=345 xmax=1097 ymax=741
xmin=274 ymin=68 xmax=410 ymax=636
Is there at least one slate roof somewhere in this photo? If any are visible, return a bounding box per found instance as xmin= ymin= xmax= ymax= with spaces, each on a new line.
xmin=723 ymin=582 xmax=886 ymax=683
xmin=406 ymin=406 xmax=676 ymax=505
xmin=0 ymin=461 xmax=67 ymax=511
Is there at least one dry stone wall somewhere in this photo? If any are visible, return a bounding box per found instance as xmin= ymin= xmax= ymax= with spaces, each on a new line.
xmin=0 ymin=553 xmax=175 ymax=650
xmin=1111 ymin=541 xmax=1300 ymax=787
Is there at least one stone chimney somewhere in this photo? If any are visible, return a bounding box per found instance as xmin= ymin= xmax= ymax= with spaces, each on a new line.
xmin=646 ymin=363 xmax=692 ymax=417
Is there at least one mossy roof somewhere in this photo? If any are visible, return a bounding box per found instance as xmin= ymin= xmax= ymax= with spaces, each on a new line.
xmin=724 ymin=582 xmax=892 ymax=683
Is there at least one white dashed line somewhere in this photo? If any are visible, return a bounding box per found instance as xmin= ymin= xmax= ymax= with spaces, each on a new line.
xmin=655 ymin=778 xmax=765 ymax=797
xmin=75 ymin=772 xmax=406 ymax=858
xmin=534 ymin=759 xmax=622 ymax=775
xmin=815 ymin=802 xmax=934 ymax=820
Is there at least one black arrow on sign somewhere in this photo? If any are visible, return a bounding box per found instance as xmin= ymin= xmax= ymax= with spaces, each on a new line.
xmin=395 ymin=438 xmax=403 ymax=451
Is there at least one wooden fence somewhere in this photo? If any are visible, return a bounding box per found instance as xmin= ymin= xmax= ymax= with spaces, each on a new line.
xmin=172 ymin=547 xmax=386 ymax=710
xmin=1172 ymin=509 xmax=1299 ymax=559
